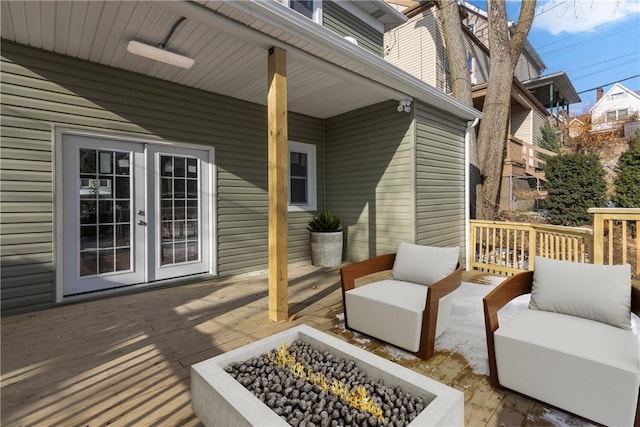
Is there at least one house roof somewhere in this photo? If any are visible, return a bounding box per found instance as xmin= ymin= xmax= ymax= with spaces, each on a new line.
xmin=0 ymin=0 xmax=480 ymax=121
xmin=459 ymin=1 xmax=546 ymax=73
xmin=522 ymin=72 xmax=581 ymax=107
xmin=355 ymin=0 xmax=409 ymax=29
xmin=588 ymin=82 xmax=640 ymax=114
xmin=472 ymin=79 xmax=550 ymax=117
xmin=399 ymin=1 xmax=546 ymax=74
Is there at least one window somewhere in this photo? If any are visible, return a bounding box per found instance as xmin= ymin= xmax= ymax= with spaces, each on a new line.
xmin=607 ymin=109 xmax=629 ymax=121
xmin=611 ymin=92 xmax=625 ymax=100
xmin=288 ymin=141 xmax=317 ymax=211
xmin=285 ymin=0 xmax=322 ymax=24
xmin=468 ymin=55 xmax=477 ymax=84
xmin=466 ymin=23 xmax=476 ymax=34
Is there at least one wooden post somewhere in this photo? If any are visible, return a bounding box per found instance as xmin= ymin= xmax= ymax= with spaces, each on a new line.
xmin=267 ymin=46 xmax=288 ymax=322
xmin=591 ymin=210 xmax=604 ymax=265
xmin=528 ymin=225 xmax=536 ymax=271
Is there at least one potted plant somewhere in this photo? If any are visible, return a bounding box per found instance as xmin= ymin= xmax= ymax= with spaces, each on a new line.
xmin=307 ymin=210 xmax=343 ymax=267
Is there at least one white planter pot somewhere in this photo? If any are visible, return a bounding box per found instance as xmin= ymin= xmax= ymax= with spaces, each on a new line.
xmin=310 ymin=231 xmax=343 ymax=267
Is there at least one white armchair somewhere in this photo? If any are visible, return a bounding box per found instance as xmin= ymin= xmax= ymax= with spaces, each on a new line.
xmin=340 ymin=242 xmax=463 ymax=360
xmin=484 ymin=256 xmax=640 ymax=426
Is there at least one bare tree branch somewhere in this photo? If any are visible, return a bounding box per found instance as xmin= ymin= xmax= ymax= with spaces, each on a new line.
xmin=510 ymin=1 xmax=537 ymax=67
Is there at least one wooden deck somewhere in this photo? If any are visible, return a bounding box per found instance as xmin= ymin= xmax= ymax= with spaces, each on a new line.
xmin=1 ymin=264 xmax=591 ymax=426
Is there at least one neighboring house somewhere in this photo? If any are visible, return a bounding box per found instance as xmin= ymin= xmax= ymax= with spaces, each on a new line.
xmin=0 ymin=0 xmax=481 ymax=314
xmin=590 ymin=83 xmax=640 ymax=131
xmin=568 ymin=114 xmax=590 ymax=139
xmin=383 ymin=0 xmax=580 ymax=211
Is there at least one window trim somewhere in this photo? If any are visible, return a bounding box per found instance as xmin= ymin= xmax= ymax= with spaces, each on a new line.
xmin=288 ymin=141 xmax=317 ymax=212
xmin=284 ymin=0 xmax=323 ymax=25
xmin=607 ymin=109 xmax=629 ymax=121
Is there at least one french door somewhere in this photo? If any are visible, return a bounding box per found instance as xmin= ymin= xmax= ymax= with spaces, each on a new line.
xmin=59 ymin=133 xmax=212 ymax=297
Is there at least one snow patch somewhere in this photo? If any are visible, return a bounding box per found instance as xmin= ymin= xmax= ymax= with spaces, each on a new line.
xmin=383 ymin=345 xmax=418 ymax=361
xmin=436 ymin=280 xmax=640 ymax=376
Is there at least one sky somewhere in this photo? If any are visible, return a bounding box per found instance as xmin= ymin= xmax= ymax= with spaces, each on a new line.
xmin=467 ymin=0 xmax=640 ymax=115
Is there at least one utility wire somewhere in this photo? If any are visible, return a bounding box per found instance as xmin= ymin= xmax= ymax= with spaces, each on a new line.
xmin=564 ymin=54 xmax=633 ymax=73
xmin=534 ymin=14 xmax=633 ymax=51
xmin=576 ymin=74 xmax=640 ymax=94
xmin=540 ymin=25 xmax=636 ymax=58
xmin=572 ymin=59 xmax=640 ymax=81
xmin=534 ymin=1 xmax=567 ymax=17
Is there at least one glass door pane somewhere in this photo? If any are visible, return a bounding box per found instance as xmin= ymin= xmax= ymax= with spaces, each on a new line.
xmin=61 ymin=134 xmax=145 ymax=297
xmin=159 ymin=155 xmax=200 ymax=266
xmin=149 ymin=145 xmax=210 ymax=282
xmin=78 ymin=149 xmax=132 ymax=276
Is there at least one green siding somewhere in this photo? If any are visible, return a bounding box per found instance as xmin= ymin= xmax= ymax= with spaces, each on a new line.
xmin=0 ymin=41 xmax=323 ymax=314
xmin=325 ymin=101 xmax=415 ymax=262
xmin=414 ymin=102 xmax=466 ymax=258
xmin=323 ymin=1 xmax=383 ymax=56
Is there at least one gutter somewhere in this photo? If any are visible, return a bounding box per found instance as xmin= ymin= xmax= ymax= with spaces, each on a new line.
xmin=194 ymin=0 xmax=481 ymax=121
xmin=464 ymin=117 xmax=480 ymax=271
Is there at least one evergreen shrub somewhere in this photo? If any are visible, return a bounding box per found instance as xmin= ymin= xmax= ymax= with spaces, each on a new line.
xmin=544 ymin=153 xmax=607 ymax=226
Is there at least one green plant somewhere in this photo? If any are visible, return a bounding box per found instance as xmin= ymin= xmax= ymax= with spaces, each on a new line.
xmin=629 ymin=128 xmax=640 ymax=152
xmin=612 ymin=145 xmax=640 ymax=208
xmin=544 ymin=153 xmax=607 ymax=226
xmin=539 ymin=121 xmax=561 ymax=154
xmin=307 ymin=210 xmax=342 ymax=232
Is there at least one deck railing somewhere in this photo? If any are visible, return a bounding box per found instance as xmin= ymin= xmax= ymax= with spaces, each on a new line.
xmin=470 ymin=208 xmax=640 ymax=278
xmin=589 ymin=208 xmax=640 ymax=278
xmin=470 ymin=220 xmax=592 ymax=276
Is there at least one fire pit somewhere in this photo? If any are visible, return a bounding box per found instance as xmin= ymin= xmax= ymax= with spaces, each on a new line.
xmin=191 ymin=325 xmax=463 ymax=426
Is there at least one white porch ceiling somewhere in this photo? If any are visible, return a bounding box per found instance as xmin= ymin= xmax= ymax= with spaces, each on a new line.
xmin=0 ymin=0 xmax=399 ymax=119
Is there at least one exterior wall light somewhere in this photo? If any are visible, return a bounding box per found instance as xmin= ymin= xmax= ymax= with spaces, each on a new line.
xmin=397 ymin=98 xmax=412 ymax=113
xmin=126 ymin=17 xmax=194 ymax=69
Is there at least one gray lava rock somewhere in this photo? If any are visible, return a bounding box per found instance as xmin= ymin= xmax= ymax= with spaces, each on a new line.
xmin=224 ymin=339 xmax=426 ymax=427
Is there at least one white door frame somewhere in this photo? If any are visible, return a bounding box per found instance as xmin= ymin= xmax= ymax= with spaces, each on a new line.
xmin=54 ymin=127 xmax=217 ymax=302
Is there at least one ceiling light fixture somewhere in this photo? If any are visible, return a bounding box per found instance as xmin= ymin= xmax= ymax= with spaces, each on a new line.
xmin=126 ymin=17 xmax=195 ymax=69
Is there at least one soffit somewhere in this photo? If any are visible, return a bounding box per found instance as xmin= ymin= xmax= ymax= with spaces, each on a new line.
xmin=0 ymin=0 xmax=393 ymax=118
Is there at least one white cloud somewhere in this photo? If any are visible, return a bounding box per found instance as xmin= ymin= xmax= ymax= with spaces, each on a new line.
xmin=533 ymin=0 xmax=640 ymax=35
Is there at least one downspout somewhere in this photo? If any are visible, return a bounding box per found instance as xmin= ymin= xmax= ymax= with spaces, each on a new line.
xmin=465 ymin=117 xmax=480 ymax=271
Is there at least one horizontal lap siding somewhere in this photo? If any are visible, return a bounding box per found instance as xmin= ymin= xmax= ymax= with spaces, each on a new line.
xmin=0 ymin=42 xmax=323 ymax=314
xmin=414 ymin=103 xmax=466 ymax=256
xmin=511 ymin=105 xmax=531 ymax=143
xmin=325 ymin=101 xmax=414 ymax=262
xmin=384 ymin=11 xmax=438 ymax=86
xmin=531 ymin=109 xmax=544 ymax=147
xmin=323 ymin=1 xmax=383 ymax=56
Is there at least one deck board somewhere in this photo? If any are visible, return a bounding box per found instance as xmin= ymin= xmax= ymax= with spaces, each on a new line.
xmin=1 ymin=265 xmax=592 ymax=426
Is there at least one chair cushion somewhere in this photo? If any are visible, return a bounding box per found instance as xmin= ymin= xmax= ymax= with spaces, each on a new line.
xmin=495 ymin=309 xmax=640 ymax=427
xmin=529 ymin=256 xmax=632 ymax=330
xmin=391 ymin=242 xmax=459 ymax=286
xmin=345 ymin=280 xmax=427 ymax=352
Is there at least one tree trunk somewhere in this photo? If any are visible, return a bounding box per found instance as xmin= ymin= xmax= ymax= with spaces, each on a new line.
xmin=475 ymin=0 xmax=536 ymax=218
xmin=437 ymin=0 xmax=479 ymax=216
xmin=437 ymin=0 xmax=473 ymax=106
xmin=475 ymin=1 xmax=512 ymax=218
xmin=437 ymin=0 xmax=536 ymax=219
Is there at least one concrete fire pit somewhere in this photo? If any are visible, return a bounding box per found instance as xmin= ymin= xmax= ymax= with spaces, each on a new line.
xmin=191 ymin=324 xmax=463 ymax=426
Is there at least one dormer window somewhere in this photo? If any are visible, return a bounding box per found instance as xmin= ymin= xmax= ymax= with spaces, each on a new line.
xmin=286 ymin=0 xmax=323 ymax=24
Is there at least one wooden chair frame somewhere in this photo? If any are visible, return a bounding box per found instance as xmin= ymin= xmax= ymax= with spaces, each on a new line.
xmin=340 ymin=253 xmax=463 ymax=360
xmin=483 ymin=270 xmax=640 ymax=426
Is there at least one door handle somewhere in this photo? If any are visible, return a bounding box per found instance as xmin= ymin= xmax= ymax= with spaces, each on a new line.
xmin=137 ymin=220 xmax=147 ymax=226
